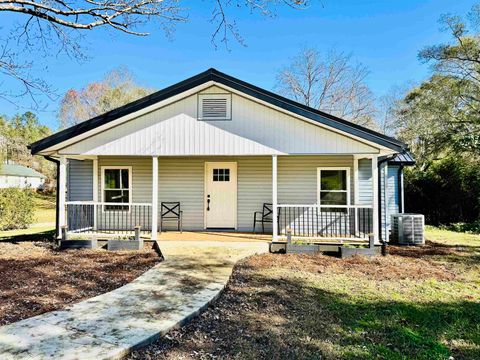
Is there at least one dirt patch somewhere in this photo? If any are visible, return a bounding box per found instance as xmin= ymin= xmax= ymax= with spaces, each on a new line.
xmin=246 ymin=248 xmax=457 ymax=282
xmin=0 ymin=241 xmax=161 ymax=325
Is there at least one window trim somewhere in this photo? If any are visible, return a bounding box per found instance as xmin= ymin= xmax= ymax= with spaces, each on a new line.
xmin=197 ymin=93 xmax=232 ymax=121
xmin=101 ymin=166 xmax=132 ymax=212
xmin=317 ymin=167 xmax=351 ymax=207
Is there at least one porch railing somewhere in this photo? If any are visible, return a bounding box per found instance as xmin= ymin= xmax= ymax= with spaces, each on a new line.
xmin=65 ymin=202 xmax=152 ymax=235
xmin=276 ymin=205 xmax=373 ymax=240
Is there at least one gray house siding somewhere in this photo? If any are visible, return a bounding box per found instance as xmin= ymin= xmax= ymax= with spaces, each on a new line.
xmin=357 ymin=159 xmax=372 ymax=205
xmin=276 ymin=155 xmax=354 ymax=235
xmin=359 ymin=159 xmax=402 ymax=241
xmin=381 ymin=164 xmax=401 ymax=241
xmin=157 ymin=156 xmax=273 ymax=231
xmin=67 ymin=159 xmax=93 ymax=201
xmin=66 ymin=155 xmax=403 ymax=238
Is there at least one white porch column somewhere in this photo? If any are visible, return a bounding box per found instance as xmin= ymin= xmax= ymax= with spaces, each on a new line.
xmin=272 ymin=155 xmax=278 ymax=241
xmin=92 ymin=158 xmax=98 ymax=230
xmin=151 ymin=156 xmax=159 ymax=240
xmin=353 ymin=155 xmax=359 ymax=236
xmin=371 ymin=154 xmax=379 ymax=244
xmin=58 ymin=155 xmax=67 ymax=238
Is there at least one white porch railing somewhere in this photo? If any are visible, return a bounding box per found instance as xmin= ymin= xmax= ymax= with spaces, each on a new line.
xmin=65 ymin=201 xmax=153 ymax=236
xmin=276 ymin=204 xmax=373 ymax=241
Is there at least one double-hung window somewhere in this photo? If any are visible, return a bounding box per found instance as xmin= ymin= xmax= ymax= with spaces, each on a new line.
xmin=317 ymin=168 xmax=350 ymax=209
xmin=102 ymin=167 xmax=131 ymax=211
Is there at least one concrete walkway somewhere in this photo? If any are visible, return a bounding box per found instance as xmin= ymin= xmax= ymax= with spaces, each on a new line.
xmin=0 ymin=241 xmax=268 ymax=360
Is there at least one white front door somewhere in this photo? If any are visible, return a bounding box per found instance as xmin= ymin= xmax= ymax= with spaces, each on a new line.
xmin=205 ymin=162 xmax=237 ymax=229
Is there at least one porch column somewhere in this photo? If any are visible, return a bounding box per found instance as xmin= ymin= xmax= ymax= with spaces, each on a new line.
xmin=272 ymin=155 xmax=278 ymax=241
xmin=92 ymin=158 xmax=98 ymax=230
xmin=371 ymin=154 xmax=379 ymax=244
xmin=151 ymin=156 xmax=159 ymax=240
xmin=353 ymin=155 xmax=359 ymax=236
xmin=58 ymin=155 xmax=67 ymax=238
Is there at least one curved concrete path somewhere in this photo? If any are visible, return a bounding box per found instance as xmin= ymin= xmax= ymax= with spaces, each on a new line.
xmin=0 ymin=241 xmax=268 ymax=360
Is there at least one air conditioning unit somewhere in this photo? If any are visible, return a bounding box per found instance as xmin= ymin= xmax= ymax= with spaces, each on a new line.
xmin=390 ymin=214 xmax=425 ymax=245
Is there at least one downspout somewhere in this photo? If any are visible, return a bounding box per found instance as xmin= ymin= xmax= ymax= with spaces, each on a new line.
xmin=44 ymin=156 xmax=60 ymax=238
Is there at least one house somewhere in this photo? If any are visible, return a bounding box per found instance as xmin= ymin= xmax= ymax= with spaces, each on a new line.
xmin=29 ymin=68 xmax=414 ymax=242
xmin=0 ymin=163 xmax=46 ymax=189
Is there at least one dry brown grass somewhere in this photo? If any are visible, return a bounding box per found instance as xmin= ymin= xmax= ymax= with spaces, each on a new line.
xmin=0 ymin=241 xmax=161 ymax=325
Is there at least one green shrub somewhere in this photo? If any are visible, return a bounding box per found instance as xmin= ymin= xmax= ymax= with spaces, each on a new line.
xmin=0 ymin=188 xmax=35 ymax=230
xmin=405 ymin=156 xmax=480 ymax=226
xmin=441 ymin=221 xmax=480 ymax=234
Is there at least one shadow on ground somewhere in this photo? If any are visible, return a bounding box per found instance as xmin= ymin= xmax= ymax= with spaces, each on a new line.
xmin=0 ymin=230 xmax=56 ymax=243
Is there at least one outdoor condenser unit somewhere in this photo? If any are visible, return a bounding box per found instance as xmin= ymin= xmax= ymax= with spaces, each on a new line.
xmin=390 ymin=214 xmax=425 ymax=245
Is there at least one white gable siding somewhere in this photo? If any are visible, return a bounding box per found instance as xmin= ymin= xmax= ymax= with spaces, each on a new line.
xmin=59 ymin=87 xmax=378 ymax=156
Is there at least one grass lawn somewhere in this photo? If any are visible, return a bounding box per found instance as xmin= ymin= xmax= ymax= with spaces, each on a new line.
xmin=0 ymin=241 xmax=161 ymax=326
xmin=129 ymin=228 xmax=480 ymax=360
xmin=425 ymin=225 xmax=480 ymax=247
xmin=31 ymin=191 xmax=56 ymax=224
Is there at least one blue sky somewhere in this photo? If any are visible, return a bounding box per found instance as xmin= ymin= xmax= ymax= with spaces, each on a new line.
xmin=0 ymin=0 xmax=476 ymax=130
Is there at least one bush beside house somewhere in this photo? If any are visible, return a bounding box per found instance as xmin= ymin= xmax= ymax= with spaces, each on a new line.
xmin=0 ymin=188 xmax=35 ymax=230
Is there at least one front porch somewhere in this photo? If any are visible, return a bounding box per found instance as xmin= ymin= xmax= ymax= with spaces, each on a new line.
xmin=59 ymin=154 xmax=380 ymax=243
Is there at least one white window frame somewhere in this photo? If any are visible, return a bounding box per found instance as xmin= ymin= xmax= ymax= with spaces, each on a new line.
xmin=317 ymin=167 xmax=351 ymax=206
xmin=197 ymin=93 xmax=232 ymax=120
xmin=101 ymin=166 xmax=132 ymax=212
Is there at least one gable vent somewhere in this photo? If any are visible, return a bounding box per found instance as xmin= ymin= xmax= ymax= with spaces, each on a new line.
xmin=198 ymin=94 xmax=232 ymax=120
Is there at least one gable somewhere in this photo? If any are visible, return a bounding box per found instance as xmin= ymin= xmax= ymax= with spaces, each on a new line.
xmin=58 ymin=86 xmax=379 ymax=156
xmin=30 ymin=68 xmax=407 ymax=155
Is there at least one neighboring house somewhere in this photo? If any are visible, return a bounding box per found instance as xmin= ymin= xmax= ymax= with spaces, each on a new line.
xmin=29 ymin=68 xmax=414 ymax=242
xmin=0 ymin=163 xmax=46 ymax=189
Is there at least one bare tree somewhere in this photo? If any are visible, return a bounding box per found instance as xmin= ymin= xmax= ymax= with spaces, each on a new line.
xmin=276 ymin=48 xmax=377 ymax=128
xmin=376 ymin=84 xmax=412 ymax=136
xmin=58 ymin=67 xmax=154 ymax=128
xmin=0 ymin=0 xmax=308 ymax=106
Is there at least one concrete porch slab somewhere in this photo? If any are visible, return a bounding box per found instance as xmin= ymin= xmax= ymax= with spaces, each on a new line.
xmin=156 ymin=231 xmax=271 ymax=242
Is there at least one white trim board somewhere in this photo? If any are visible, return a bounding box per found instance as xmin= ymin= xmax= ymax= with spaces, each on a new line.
xmin=100 ymin=166 xmax=133 ymax=212
xmin=316 ymin=167 xmax=351 ymax=206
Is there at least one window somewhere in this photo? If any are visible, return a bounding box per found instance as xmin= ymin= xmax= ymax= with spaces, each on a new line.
xmin=213 ymin=168 xmax=230 ymax=182
xmin=317 ymin=168 xmax=350 ymax=207
xmin=102 ymin=167 xmax=131 ymax=211
xmin=198 ymin=93 xmax=232 ymax=120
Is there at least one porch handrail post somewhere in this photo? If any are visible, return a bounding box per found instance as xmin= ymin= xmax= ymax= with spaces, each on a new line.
xmin=58 ymin=155 xmax=67 ymax=238
xmin=151 ymin=156 xmax=159 ymax=240
xmin=371 ymin=154 xmax=379 ymax=244
xmin=272 ymin=155 xmax=278 ymax=241
xmin=93 ymin=158 xmax=98 ymax=230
